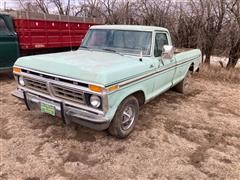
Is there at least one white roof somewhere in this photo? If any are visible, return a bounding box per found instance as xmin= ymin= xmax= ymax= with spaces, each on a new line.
xmin=90 ymin=25 xmax=169 ymax=32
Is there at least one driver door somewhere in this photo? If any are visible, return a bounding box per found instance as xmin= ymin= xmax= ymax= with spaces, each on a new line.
xmin=152 ymin=32 xmax=176 ymax=96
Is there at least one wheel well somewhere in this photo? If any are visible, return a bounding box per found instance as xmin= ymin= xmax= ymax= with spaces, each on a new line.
xmin=131 ymin=91 xmax=145 ymax=106
xmin=189 ymin=63 xmax=194 ymax=72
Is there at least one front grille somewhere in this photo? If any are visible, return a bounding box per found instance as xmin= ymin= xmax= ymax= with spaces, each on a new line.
xmin=24 ymin=77 xmax=49 ymax=94
xmin=21 ymin=71 xmax=86 ymax=104
xmin=51 ymin=84 xmax=85 ymax=104
xmin=22 ymin=69 xmax=88 ymax=87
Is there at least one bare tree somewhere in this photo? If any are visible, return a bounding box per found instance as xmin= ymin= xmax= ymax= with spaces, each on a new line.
xmin=100 ymin=0 xmax=126 ymax=24
xmin=135 ymin=0 xmax=172 ymax=27
xmin=173 ymin=1 xmax=204 ymax=49
xmin=19 ymin=0 xmax=72 ymax=15
xmin=84 ymin=0 xmax=102 ymax=18
xmin=16 ymin=0 xmax=239 ymax=68
xmin=19 ymin=0 xmax=50 ymax=14
xmin=50 ymin=0 xmax=71 ymax=15
xmin=226 ymin=0 xmax=240 ymax=69
xmin=201 ymin=0 xmax=226 ymax=64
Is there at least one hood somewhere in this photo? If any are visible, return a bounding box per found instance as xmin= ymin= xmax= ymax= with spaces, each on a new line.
xmin=15 ymin=50 xmax=151 ymax=86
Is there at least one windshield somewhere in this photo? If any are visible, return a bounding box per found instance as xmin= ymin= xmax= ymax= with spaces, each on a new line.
xmin=81 ymin=29 xmax=152 ymax=56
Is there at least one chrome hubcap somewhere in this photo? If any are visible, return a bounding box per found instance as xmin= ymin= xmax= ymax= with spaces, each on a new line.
xmin=121 ymin=105 xmax=135 ymax=130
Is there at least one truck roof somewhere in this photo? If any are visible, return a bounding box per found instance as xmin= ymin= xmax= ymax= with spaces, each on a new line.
xmin=90 ymin=25 xmax=169 ymax=32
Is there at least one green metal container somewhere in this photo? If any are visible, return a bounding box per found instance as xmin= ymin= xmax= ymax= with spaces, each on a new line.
xmin=0 ymin=13 xmax=19 ymax=72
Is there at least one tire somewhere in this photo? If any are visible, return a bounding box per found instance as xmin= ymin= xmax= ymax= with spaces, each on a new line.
xmin=174 ymin=71 xmax=192 ymax=94
xmin=108 ymin=96 xmax=139 ymax=138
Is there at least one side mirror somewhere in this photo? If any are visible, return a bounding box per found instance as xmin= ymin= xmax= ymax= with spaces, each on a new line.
xmin=162 ymin=45 xmax=174 ymax=59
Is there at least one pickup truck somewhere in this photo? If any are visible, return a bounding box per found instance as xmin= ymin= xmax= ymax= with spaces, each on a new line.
xmin=12 ymin=25 xmax=201 ymax=138
xmin=0 ymin=11 xmax=101 ymax=72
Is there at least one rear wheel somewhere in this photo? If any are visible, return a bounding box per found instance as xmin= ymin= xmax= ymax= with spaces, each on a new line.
xmin=174 ymin=71 xmax=192 ymax=94
xmin=108 ymin=96 xmax=139 ymax=138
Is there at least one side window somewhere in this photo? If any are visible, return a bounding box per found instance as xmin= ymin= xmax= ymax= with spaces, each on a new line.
xmin=0 ymin=18 xmax=10 ymax=35
xmin=154 ymin=33 xmax=169 ymax=57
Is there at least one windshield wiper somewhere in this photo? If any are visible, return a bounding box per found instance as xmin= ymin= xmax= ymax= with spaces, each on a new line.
xmin=101 ymin=48 xmax=117 ymax=53
xmin=101 ymin=48 xmax=123 ymax=56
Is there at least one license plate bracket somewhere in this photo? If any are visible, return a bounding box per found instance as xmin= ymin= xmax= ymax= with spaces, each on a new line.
xmin=40 ymin=102 xmax=56 ymax=116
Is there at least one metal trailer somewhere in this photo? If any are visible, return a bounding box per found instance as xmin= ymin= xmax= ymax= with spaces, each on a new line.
xmin=0 ymin=11 xmax=103 ymax=71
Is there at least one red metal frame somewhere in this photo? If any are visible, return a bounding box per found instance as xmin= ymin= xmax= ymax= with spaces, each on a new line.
xmin=13 ymin=18 xmax=97 ymax=51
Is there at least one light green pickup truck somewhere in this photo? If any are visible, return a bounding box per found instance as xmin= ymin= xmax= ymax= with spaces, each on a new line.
xmin=13 ymin=25 xmax=201 ymax=138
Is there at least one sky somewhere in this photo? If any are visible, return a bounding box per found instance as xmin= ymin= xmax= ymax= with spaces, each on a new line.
xmin=0 ymin=0 xmax=69 ymax=11
xmin=0 ymin=0 xmax=20 ymax=10
xmin=0 ymin=0 xmax=82 ymax=10
xmin=0 ymin=0 xmax=87 ymax=15
xmin=0 ymin=0 xmax=188 ymax=12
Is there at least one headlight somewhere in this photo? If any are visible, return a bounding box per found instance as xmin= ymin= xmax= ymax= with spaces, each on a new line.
xmin=18 ymin=76 xmax=25 ymax=86
xmin=90 ymin=95 xmax=101 ymax=108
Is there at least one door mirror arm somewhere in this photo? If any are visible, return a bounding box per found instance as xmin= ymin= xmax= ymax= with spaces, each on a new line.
xmin=159 ymin=57 xmax=164 ymax=66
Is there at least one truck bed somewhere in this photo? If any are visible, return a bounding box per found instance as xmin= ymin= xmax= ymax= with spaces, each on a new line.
xmin=10 ymin=11 xmax=104 ymax=52
xmin=174 ymin=48 xmax=193 ymax=54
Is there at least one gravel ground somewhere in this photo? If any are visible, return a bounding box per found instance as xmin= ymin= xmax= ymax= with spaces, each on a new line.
xmin=0 ymin=74 xmax=240 ymax=180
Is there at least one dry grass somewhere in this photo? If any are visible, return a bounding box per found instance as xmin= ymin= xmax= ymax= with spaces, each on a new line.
xmin=197 ymin=64 xmax=240 ymax=83
xmin=1 ymin=72 xmax=240 ymax=179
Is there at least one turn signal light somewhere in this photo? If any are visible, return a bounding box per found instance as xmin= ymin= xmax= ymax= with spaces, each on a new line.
xmin=107 ymin=85 xmax=119 ymax=92
xmin=89 ymin=85 xmax=103 ymax=92
xmin=89 ymin=84 xmax=119 ymax=93
xmin=13 ymin=67 xmax=21 ymax=73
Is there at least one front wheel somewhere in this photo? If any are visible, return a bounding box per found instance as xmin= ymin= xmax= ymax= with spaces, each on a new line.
xmin=108 ymin=96 xmax=139 ymax=138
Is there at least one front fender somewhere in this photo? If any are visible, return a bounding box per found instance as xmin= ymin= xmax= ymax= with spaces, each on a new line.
xmin=105 ymin=83 xmax=150 ymax=121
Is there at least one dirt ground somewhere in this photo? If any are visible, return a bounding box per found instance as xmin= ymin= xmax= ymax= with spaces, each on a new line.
xmin=0 ymin=73 xmax=240 ymax=180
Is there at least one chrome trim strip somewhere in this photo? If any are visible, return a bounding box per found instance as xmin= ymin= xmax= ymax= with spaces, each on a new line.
xmin=14 ymin=72 xmax=109 ymax=114
xmin=25 ymin=92 xmax=109 ymax=123
xmin=14 ymin=66 xmax=105 ymax=88
xmin=104 ymin=69 xmax=154 ymax=87
xmin=19 ymin=86 xmax=104 ymax=115
xmin=51 ymin=84 xmax=85 ymax=104
xmin=115 ymin=56 xmax=200 ymax=88
xmin=101 ymin=91 xmax=109 ymax=114
xmin=19 ymin=72 xmax=103 ymax=96
xmin=15 ymin=55 xmax=200 ymax=101
xmin=24 ymin=77 xmax=49 ymax=94
xmin=16 ymin=55 xmax=199 ymax=91
xmin=66 ymin=109 xmax=108 ymax=123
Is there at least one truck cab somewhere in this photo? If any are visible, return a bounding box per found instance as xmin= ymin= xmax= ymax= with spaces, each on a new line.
xmin=0 ymin=13 xmax=19 ymax=71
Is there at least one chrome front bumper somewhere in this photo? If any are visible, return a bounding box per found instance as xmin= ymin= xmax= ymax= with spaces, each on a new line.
xmin=12 ymin=89 xmax=111 ymax=130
